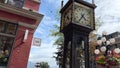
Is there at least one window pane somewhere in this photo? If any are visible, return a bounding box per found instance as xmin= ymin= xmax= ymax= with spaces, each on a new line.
xmin=65 ymin=41 xmax=71 ymax=68
xmin=6 ymin=23 xmax=17 ymax=35
xmin=76 ymin=37 xmax=85 ymax=68
xmin=0 ymin=36 xmax=14 ymax=66
xmin=8 ymin=0 xmax=24 ymax=8
xmin=0 ymin=21 xmax=5 ymax=33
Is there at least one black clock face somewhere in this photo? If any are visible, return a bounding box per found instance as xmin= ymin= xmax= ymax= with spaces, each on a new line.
xmin=74 ymin=3 xmax=94 ymax=28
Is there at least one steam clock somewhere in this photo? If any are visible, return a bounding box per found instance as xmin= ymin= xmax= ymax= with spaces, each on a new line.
xmin=60 ymin=0 xmax=96 ymax=68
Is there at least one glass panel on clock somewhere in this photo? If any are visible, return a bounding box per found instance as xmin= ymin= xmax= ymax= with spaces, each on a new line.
xmin=0 ymin=21 xmax=5 ymax=33
xmin=65 ymin=41 xmax=71 ymax=68
xmin=76 ymin=37 xmax=85 ymax=68
xmin=6 ymin=23 xmax=17 ymax=35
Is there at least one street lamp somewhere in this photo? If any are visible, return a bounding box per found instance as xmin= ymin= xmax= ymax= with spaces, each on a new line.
xmin=94 ymin=31 xmax=120 ymax=68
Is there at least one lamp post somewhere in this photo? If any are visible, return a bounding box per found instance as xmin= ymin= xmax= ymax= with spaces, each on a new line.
xmin=94 ymin=31 xmax=120 ymax=68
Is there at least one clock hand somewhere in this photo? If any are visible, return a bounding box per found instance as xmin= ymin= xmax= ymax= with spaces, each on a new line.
xmin=79 ymin=14 xmax=84 ymax=21
xmin=83 ymin=15 xmax=86 ymax=21
xmin=67 ymin=16 xmax=69 ymax=19
xmin=79 ymin=16 xmax=82 ymax=22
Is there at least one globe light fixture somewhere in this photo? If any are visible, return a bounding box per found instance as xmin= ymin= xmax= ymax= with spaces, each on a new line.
xmin=94 ymin=49 xmax=100 ymax=55
xmin=114 ymin=48 xmax=120 ymax=54
xmin=106 ymin=41 xmax=110 ymax=45
xmin=97 ymin=40 xmax=102 ymax=46
xmin=109 ymin=38 xmax=115 ymax=44
xmin=94 ymin=31 xmax=120 ymax=67
xmin=101 ymin=37 xmax=106 ymax=43
xmin=100 ymin=46 xmax=106 ymax=52
xmin=102 ymin=31 xmax=107 ymax=36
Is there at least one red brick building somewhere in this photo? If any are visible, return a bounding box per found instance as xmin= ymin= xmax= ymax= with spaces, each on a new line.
xmin=0 ymin=0 xmax=43 ymax=68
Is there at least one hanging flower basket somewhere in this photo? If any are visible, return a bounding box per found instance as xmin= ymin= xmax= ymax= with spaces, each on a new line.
xmin=96 ymin=54 xmax=120 ymax=66
xmin=114 ymin=54 xmax=120 ymax=59
xmin=96 ymin=55 xmax=106 ymax=65
xmin=106 ymin=56 xmax=120 ymax=66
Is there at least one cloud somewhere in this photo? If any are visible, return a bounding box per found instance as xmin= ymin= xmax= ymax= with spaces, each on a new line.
xmin=95 ymin=0 xmax=120 ymax=23
xmin=28 ymin=40 xmax=58 ymax=68
xmin=46 ymin=0 xmax=69 ymax=7
xmin=34 ymin=15 xmax=59 ymax=44
xmin=27 ymin=61 xmax=35 ymax=68
xmin=94 ymin=0 xmax=120 ymax=35
xmin=42 ymin=16 xmax=59 ymax=26
xmin=97 ymin=22 xmax=120 ymax=35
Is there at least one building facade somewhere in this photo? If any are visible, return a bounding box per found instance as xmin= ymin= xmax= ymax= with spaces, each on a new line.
xmin=0 ymin=0 xmax=43 ymax=68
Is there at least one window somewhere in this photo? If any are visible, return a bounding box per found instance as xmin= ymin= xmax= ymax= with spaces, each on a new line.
xmin=0 ymin=36 xmax=14 ymax=66
xmin=0 ymin=20 xmax=18 ymax=35
xmin=6 ymin=23 xmax=17 ymax=35
xmin=0 ymin=21 xmax=5 ymax=33
xmin=7 ymin=0 xmax=24 ymax=8
xmin=0 ymin=20 xmax=17 ymax=66
xmin=65 ymin=41 xmax=71 ymax=68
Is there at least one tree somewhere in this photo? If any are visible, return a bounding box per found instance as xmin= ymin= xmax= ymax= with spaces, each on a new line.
xmin=35 ymin=62 xmax=50 ymax=68
xmin=50 ymin=24 xmax=64 ymax=68
xmin=50 ymin=25 xmax=64 ymax=45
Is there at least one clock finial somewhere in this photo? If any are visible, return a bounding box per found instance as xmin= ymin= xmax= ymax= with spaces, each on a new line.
xmin=61 ymin=0 xmax=64 ymax=8
xmin=92 ymin=0 xmax=95 ymax=4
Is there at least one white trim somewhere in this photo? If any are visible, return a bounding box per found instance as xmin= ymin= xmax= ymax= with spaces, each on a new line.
xmin=18 ymin=22 xmax=37 ymax=29
xmin=33 ymin=0 xmax=40 ymax=3
xmin=23 ymin=29 xmax=29 ymax=42
xmin=22 ymin=7 xmax=38 ymax=13
xmin=0 ymin=33 xmax=15 ymax=38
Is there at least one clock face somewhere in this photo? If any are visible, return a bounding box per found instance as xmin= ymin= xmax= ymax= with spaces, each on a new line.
xmin=60 ymin=4 xmax=73 ymax=31
xmin=74 ymin=3 xmax=94 ymax=28
xmin=64 ymin=8 xmax=72 ymax=26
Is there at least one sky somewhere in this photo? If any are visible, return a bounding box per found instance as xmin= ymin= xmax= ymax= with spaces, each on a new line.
xmin=27 ymin=0 xmax=120 ymax=68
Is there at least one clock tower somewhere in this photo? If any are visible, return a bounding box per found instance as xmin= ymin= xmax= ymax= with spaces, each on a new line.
xmin=60 ymin=0 xmax=96 ymax=68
